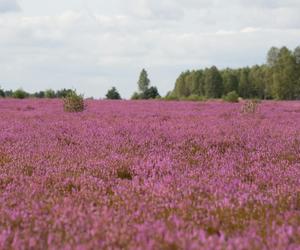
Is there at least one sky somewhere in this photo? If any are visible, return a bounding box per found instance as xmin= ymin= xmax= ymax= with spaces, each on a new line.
xmin=0 ymin=0 xmax=300 ymax=98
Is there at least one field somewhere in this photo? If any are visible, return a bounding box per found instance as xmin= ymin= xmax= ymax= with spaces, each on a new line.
xmin=1 ymin=99 xmax=300 ymax=249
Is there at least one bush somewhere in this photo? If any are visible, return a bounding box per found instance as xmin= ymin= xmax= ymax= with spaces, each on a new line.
xmin=117 ymin=167 xmax=133 ymax=180
xmin=0 ymin=87 xmax=5 ymax=98
xmin=241 ymin=100 xmax=259 ymax=114
xmin=164 ymin=92 xmax=179 ymax=101
xmin=63 ymin=91 xmax=85 ymax=112
xmin=131 ymin=92 xmax=141 ymax=100
xmin=45 ymin=89 xmax=57 ymax=98
xmin=182 ymin=94 xmax=207 ymax=102
xmin=142 ymin=86 xmax=160 ymax=99
xmin=106 ymin=87 xmax=121 ymax=100
xmin=223 ymin=91 xmax=239 ymax=102
xmin=13 ymin=89 xmax=29 ymax=99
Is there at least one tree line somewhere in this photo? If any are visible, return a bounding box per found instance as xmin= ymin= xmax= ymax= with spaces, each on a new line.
xmin=1 ymin=46 xmax=299 ymax=101
xmin=0 ymin=69 xmax=160 ymax=100
xmin=169 ymin=46 xmax=300 ymax=100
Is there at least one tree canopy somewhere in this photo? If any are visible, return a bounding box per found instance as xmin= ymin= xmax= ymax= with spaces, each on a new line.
xmin=170 ymin=46 xmax=300 ymax=100
xmin=106 ymin=87 xmax=121 ymax=100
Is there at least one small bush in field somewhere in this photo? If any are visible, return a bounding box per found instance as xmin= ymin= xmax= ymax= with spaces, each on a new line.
xmin=13 ymin=89 xmax=29 ymax=99
xmin=63 ymin=91 xmax=85 ymax=112
xmin=117 ymin=167 xmax=133 ymax=180
xmin=241 ymin=100 xmax=259 ymax=114
xmin=223 ymin=91 xmax=239 ymax=103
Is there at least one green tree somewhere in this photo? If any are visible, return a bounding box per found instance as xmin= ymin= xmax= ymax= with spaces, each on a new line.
xmin=267 ymin=47 xmax=280 ymax=67
xmin=0 ymin=86 xmax=5 ymax=97
xmin=45 ymin=89 xmax=56 ymax=98
xmin=56 ymin=89 xmax=74 ymax=98
xmin=106 ymin=87 xmax=121 ymax=100
xmin=33 ymin=91 xmax=45 ymax=98
xmin=142 ymin=86 xmax=160 ymax=99
xmin=138 ymin=69 xmax=150 ymax=93
xmin=294 ymin=46 xmax=300 ymax=64
xmin=272 ymin=47 xmax=298 ymax=99
xmin=222 ymin=69 xmax=239 ymax=94
xmin=173 ymin=71 xmax=190 ymax=98
xmin=13 ymin=89 xmax=29 ymax=99
xmin=204 ymin=66 xmax=223 ymax=98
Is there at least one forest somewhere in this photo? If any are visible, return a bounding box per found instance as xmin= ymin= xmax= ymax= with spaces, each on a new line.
xmin=170 ymin=46 xmax=300 ymax=100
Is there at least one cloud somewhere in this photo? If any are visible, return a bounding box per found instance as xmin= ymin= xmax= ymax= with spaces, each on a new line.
xmin=0 ymin=0 xmax=20 ymax=13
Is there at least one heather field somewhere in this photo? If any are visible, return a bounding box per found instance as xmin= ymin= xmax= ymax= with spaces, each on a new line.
xmin=1 ymin=99 xmax=300 ymax=250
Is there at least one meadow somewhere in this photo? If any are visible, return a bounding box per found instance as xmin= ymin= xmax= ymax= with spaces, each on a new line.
xmin=0 ymin=99 xmax=300 ymax=249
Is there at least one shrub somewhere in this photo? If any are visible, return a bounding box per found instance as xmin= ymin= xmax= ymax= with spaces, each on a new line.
xmin=63 ymin=91 xmax=85 ymax=112
xmin=45 ymin=89 xmax=56 ymax=98
xmin=142 ymin=86 xmax=160 ymax=99
xmin=164 ymin=92 xmax=179 ymax=101
xmin=0 ymin=88 xmax=5 ymax=98
xmin=13 ymin=89 xmax=29 ymax=99
xmin=131 ymin=92 xmax=141 ymax=100
xmin=106 ymin=87 xmax=121 ymax=100
xmin=223 ymin=91 xmax=239 ymax=103
xmin=241 ymin=100 xmax=259 ymax=114
xmin=184 ymin=94 xmax=206 ymax=102
xmin=117 ymin=167 xmax=133 ymax=180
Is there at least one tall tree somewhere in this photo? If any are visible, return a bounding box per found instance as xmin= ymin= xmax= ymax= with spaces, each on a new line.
xmin=272 ymin=47 xmax=298 ymax=99
xmin=174 ymin=71 xmax=190 ymax=97
xmin=294 ymin=46 xmax=300 ymax=64
xmin=222 ymin=69 xmax=239 ymax=94
xmin=204 ymin=66 xmax=223 ymax=98
xmin=267 ymin=47 xmax=280 ymax=67
xmin=138 ymin=69 xmax=150 ymax=93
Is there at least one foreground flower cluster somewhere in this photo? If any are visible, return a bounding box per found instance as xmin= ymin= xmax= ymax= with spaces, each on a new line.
xmin=0 ymin=99 xmax=300 ymax=249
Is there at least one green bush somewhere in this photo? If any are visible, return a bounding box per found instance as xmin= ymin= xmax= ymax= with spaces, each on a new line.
xmin=106 ymin=87 xmax=121 ymax=100
xmin=0 ymin=87 xmax=5 ymax=98
xmin=180 ymin=95 xmax=206 ymax=102
xmin=131 ymin=92 xmax=141 ymax=100
xmin=223 ymin=91 xmax=239 ymax=103
xmin=164 ymin=92 xmax=179 ymax=101
xmin=63 ymin=91 xmax=85 ymax=112
xmin=241 ymin=100 xmax=259 ymax=114
xmin=13 ymin=89 xmax=29 ymax=99
xmin=117 ymin=167 xmax=133 ymax=180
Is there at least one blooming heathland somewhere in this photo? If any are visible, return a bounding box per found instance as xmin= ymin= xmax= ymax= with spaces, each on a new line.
xmin=0 ymin=99 xmax=300 ymax=249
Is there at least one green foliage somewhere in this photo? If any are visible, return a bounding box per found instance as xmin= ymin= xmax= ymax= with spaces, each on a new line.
xmin=0 ymin=87 xmax=5 ymax=98
xmin=131 ymin=92 xmax=141 ymax=100
xmin=133 ymin=69 xmax=160 ymax=100
xmin=171 ymin=45 xmax=300 ymax=100
xmin=181 ymin=94 xmax=206 ymax=102
xmin=63 ymin=91 xmax=85 ymax=112
xmin=164 ymin=92 xmax=179 ymax=101
xmin=12 ymin=89 xmax=29 ymax=99
xmin=223 ymin=91 xmax=239 ymax=102
xmin=117 ymin=167 xmax=133 ymax=180
xmin=142 ymin=86 xmax=160 ymax=99
xmin=106 ymin=87 xmax=121 ymax=100
xmin=45 ymin=89 xmax=56 ymax=98
xmin=33 ymin=91 xmax=45 ymax=98
xmin=204 ymin=66 xmax=223 ymax=98
xmin=138 ymin=69 xmax=150 ymax=93
xmin=56 ymin=89 xmax=74 ymax=98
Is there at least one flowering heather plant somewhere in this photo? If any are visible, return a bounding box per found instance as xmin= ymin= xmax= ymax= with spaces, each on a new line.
xmin=1 ymin=99 xmax=300 ymax=249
